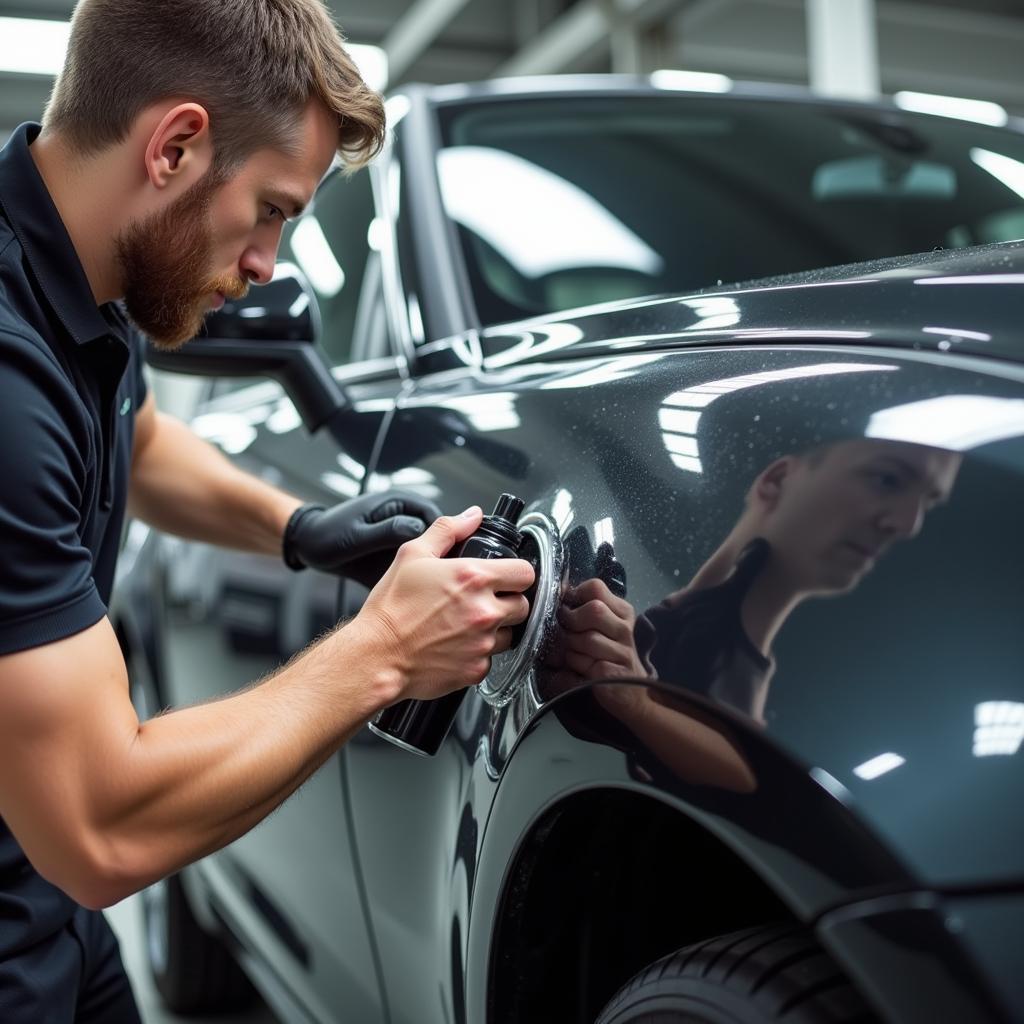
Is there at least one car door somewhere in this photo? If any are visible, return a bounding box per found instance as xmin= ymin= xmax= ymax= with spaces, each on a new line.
xmin=155 ymin=166 xmax=404 ymax=1022
xmin=343 ymin=310 xmax=1024 ymax=1023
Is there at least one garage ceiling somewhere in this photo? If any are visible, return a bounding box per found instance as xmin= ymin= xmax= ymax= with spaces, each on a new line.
xmin=2 ymin=0 xmax=1024 ymax=139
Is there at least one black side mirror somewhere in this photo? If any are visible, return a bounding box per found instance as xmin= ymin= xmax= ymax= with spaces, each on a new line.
xmin=145 ymin=263 xmax=346 ymax=432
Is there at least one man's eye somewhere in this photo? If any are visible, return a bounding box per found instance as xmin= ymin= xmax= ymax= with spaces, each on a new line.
xmin=265 ymin=204 xmax=285 ymax=222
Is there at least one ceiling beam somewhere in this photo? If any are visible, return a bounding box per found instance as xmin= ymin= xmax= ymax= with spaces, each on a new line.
xmin=382 ymin=0 xmax=476 ymax=83
xmin=497 ymin=0 xmax=686 ymax=76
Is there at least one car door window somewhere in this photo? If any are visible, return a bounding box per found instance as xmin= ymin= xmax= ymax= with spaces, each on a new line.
xmin=280 ymin=166 xmax=377 ymax=367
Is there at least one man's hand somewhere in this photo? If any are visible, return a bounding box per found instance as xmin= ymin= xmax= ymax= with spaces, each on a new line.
xmin=349 ymin=507 xmax=535 ymax=701
xmin=283 ymin=491 xmax=442 ymax=586
xmin=552 ymin=578 xmax=648 ymax=682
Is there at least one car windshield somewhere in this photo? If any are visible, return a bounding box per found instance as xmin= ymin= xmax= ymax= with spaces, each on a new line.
xmin=437 ymin=95 xmax=1024 ymax=326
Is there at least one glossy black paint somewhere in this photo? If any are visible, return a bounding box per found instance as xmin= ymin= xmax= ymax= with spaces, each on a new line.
xmin=120 ymin=78 xmax=1024 ymax=1024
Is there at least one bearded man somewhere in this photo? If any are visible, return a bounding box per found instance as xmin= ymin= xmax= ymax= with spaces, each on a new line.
xmin=0 ymin=2 xmax=534 ymax=1019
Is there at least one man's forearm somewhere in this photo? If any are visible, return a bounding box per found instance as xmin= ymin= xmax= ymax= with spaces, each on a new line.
xmin=89 ymin=619 xmax=397 ymax=906
xmin=128 ymin=409 xmax=301 ymax=555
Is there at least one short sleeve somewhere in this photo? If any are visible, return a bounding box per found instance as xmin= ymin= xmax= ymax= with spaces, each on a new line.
xmin=0 ymin=331 xmax=106 ymax=654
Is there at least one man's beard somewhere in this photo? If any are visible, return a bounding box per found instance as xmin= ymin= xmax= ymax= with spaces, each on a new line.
xmin=115 ymin=173 xmax=249 ymax=351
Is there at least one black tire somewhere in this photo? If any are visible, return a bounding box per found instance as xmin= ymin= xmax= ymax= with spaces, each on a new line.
xmin=594 ymin=924 xmax=877 ymax=1024
xmin=142 ymin=871 xmax=255 ymax=1015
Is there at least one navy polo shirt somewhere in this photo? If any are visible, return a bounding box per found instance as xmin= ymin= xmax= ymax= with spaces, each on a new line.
xmin=0 ymin=123 xmax=148 ymax=957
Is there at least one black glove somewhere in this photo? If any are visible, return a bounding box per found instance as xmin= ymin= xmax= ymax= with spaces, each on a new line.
xmin=282 ymin=490 xmax=442 ymax=586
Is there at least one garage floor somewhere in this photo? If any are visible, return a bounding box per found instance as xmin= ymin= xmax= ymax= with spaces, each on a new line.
xmin=105 ymin=894 xmax=279 ymax=1024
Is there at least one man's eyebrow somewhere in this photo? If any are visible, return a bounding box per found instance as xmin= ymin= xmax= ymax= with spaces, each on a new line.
xmin=267 ymin=190 xmax=307 ymax=219
xmin=874 ymin=455 xmax=921 ymax=481
xmin=876 ymin=454 xmax=952 ymax=503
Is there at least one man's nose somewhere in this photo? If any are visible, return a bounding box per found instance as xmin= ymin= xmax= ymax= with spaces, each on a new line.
xmin=878 ymin=498 xmax=925 ymax=540
xmin=239 ymin=244 xmax=276 ymax=286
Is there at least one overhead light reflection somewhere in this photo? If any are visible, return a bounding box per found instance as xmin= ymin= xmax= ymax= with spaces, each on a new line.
xmin=921 ymin=326 xmax=990 ymax=343
xmin=974 ymin=701 xmax=1024 ymax=757
xmin=651 ymin=69 xmax=733 ymax=93
xmin=661 ymin=363 xmax=897 ymax=475
xmin=682 ymin=296 xmax=741 ymax=331
xmin=866 ymin=395 xmax=1024 ymax=450
xmin=894 ymin=90 xmax=1008 ymax=127
xmin=970 ymin=147 xmax=1024 ymax=201
xmin=437 ymin=147 xmax=664 ymax=279
xmin=290 ymin=216 xmax=344 ymax=297
xmin=593 ymin=517 xmax=615 ymax=546
xmin=852 ymin=752 xmax=906 ymax=780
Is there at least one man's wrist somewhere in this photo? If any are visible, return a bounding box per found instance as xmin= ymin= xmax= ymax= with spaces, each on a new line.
xmin=282 ymin=503 xmax=325 ymax=571
xmin=342 ymin=616 xmax=406 ymax=710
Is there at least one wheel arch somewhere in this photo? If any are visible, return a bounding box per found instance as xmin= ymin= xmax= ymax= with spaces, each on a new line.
xmin=467 ymin=683 xmax=918 ymax=1024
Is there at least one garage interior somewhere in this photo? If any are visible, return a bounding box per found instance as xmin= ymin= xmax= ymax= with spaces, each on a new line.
xmin=1 ymin=1 xmax=1022 ymax=1022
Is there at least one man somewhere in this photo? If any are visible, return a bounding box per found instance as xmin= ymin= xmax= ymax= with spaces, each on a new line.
xmin=0 ymin=1 xmax=534 ymax=1020
xmin=548 ymin=438 xmax=961 ymax=721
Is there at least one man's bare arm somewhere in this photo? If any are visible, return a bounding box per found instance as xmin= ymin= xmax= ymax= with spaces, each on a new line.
xmin=0 ymin=512 xmax=534 ymax=910
xmin=127 ymin=391 xmax=301 ymax=555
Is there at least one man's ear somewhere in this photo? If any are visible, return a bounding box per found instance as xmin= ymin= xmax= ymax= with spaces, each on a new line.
xmin=750 ymin=456 xmax=794 ymax=512
xmin=143 ymin=103 xmax=213 ymax=191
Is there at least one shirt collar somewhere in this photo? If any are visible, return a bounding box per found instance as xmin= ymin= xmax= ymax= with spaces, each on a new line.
xmin=0 ymin=122 xmax=114 ymax=346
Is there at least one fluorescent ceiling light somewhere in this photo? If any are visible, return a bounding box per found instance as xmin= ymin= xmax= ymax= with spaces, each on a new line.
xmin=853 ymin=752 xmax=906 ymax=781
xmin=866 ymin=395 xmax=1024 ymax=450
xmin=894 ymin=90 xmax=1008 ymax=127
xmin=289 ymin=216 xmax=345 ymax=297
xmin=651 ymin=70 xmax=732 ymax=94
xmin=347 ymin=43 xmax=388 ymax=94
xmin=971 ymin=147 xmax=1024 ymax=201
xmin=0 ymin=19 xmax=387 ymax=93
xmin=437 ymin=146 xmax=664 ymax=280
xmin=974 ymin=701 xmax=1024 ymax=757
xmin=0 ymin=17 xmax=70 ymax=75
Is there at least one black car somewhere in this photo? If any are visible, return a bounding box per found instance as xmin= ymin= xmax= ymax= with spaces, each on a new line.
xmin=119 ymin=78 xmax=1024 ymax=1023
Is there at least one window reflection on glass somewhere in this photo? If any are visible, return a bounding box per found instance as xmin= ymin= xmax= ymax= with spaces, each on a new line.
xmin=439 ymin=98 xmax=1024 ymax=326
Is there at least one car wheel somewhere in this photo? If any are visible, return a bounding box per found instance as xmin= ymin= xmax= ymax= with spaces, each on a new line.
xmin=594 ymin=924 xmax=876 ymax=1024
xmin=142 ymin=871 xmax=255 ymax=1014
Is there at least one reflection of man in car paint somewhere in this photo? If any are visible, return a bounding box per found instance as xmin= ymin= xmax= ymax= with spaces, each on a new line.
xmin=549 ymin=438 xmax=962 ymax=722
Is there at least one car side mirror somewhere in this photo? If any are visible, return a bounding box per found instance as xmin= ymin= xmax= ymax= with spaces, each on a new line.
xmin=145 ymin=262 xmax=346 ymax=432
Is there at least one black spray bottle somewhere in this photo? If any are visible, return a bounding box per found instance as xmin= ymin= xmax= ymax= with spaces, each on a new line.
xmin=367 ymin=494 xmax=526 ymax=756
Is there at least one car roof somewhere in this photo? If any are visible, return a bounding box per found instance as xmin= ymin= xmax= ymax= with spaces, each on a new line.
xmin=480 ymin=239 xmax=1024 ymax=368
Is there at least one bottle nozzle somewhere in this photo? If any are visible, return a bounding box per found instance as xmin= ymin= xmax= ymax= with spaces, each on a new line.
xmin=491 ymin=493 xmax=525 ymax=524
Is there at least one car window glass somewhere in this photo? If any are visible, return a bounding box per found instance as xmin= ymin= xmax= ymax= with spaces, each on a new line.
xmin=437 ymin=97 xmax=1024 ymax=326
xmin=280 ymin=168 xmax=376 ymax=367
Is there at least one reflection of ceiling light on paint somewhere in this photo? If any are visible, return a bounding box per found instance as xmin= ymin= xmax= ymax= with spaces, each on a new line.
xmin=437 ymin=146 xmax=664 ymax=279
xmin=894 ymin=91 xmax=1008 ymax=127
xmin=970 ymin=147 xmax=1024 ymax=200
xmin=661 ymin=362 xmax=897 ymax=475
xmin=682 ymin=296 xmax=741 ymax=331
xmin=593 ymin=517 xmax=615 ymax=546
xmin=488 ymin=322 xmax=586 ymax=369
xmin=915 ymin=275 xmax=1024 ymax=286
xmin=921 ymin=326 xmax=990 ymax=343
xmin=290 ymin=216 xmax=345 ymax=297
xmin=0 ymin=17 xmax=70 ymax=74
xmin=852 ymin=752 xmax=906 ymax=780
xmin=651 ymin=69 xmax=733 ymax=93
xmin=443 ymin=392 xmax=521 ymax=432
xmin=974 ymin=701 xmax=1024 ymax=757
xmin=552 ymin=489 xmax=574 ymax=531
xmin=867 ymin=395 xmax=1024 ymax=450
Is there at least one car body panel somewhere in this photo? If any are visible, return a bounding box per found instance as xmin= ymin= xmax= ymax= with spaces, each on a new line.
xmin=116 ymin=77 xmax=1024 ymax=1023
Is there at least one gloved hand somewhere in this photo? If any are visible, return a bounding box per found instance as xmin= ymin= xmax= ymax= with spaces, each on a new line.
xmin=283 ymin=491 xmax=442 ymax=587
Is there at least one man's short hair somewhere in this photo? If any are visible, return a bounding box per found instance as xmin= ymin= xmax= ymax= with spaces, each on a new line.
xmin=44 ymin=0 xmax=385 ymax=172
